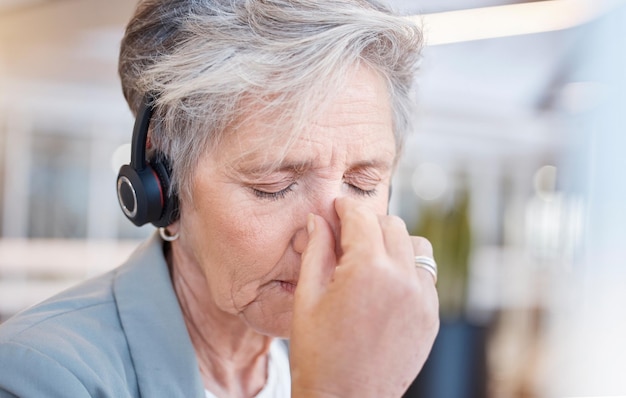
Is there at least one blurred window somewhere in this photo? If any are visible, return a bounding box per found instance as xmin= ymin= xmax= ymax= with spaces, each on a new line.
xmin=27 ymin=132 xmax=90 ymax=238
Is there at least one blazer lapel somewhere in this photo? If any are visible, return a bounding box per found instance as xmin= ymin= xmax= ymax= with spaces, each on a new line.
xmin=113 ymin=232 xmax=204 ymax=398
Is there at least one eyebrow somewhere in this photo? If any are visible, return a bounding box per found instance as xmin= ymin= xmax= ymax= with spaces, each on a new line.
xmin=231 ymin=159 xmax=314 ymax=179
xmin=233 ymin=157 xmax=394 ymax=180
xmin=345 ymin=160 xmax=394 ymax=174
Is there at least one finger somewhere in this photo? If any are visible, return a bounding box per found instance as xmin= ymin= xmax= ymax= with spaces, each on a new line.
xmin=410 ymin=236 xmax=436 ymax=283
xmin=296 ymin=214 xmax=337 ymax=307
xmin=334 ymin=197 xmax=384 ymax=258
xmin=410 ymin=236 xmax=433 ymax=257
xmin=379 ymin=215 xmax=413 ymax=269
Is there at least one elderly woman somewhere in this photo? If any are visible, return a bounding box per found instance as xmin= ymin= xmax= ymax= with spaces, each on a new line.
xmin=0 ymin=0 xmax=439 ymax=397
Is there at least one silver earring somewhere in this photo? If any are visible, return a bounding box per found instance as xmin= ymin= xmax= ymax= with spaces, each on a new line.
xmin=159 ymin=227 xmax=179 ymax=242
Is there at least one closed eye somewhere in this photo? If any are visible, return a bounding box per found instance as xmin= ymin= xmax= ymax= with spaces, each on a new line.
xmin=252 ymin=183 xmax=297 ymax=201
xmin=346 ymin=183 xmax=377 ymax=197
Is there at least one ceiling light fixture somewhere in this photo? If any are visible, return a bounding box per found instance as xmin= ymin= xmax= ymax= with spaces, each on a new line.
xmin=409 ymin=0 xmax=621 ymax=46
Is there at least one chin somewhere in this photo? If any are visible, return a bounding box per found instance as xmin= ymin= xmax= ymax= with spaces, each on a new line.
xmin=245 ymin=309 xmax=293 ymax=339
xmin=238 ymin=283 xmax=296 ymax=338
xmin=248 ymin=323 xmax=292 ymax=340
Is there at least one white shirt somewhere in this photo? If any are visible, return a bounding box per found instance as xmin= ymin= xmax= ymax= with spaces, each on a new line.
xmin=204 ymin=339 xmax=291 ymax=398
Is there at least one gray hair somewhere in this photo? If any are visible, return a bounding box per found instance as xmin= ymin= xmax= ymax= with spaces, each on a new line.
xmin=119 ymin=0 xmax=423 ymax=201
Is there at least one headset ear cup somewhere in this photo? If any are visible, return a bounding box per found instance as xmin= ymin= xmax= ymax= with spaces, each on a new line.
xmin=149 ymin=157 xmax=179 ymax=228
xmin=117 ymin=93 xmax=180 ymax=228
xmin=117 ymin=164 xmax=165 ymax=226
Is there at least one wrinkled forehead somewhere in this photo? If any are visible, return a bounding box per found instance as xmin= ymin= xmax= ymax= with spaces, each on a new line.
xmin=214 ymin=65 xmax=395 ymax=171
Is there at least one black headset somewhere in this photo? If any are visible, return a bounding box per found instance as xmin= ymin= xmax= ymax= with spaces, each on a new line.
xmin=116 ymin=94 xmax=179 ymax=227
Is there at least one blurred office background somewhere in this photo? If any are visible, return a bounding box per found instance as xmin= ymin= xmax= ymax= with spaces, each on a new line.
xmin=0 ymin=0 xmax=624 ymax=397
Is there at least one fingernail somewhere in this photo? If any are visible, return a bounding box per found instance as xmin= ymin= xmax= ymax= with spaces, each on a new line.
xmin=307 ymin=213 xmax=315 ymax=234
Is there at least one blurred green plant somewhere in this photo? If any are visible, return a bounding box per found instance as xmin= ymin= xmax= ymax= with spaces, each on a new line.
xmin=411 ymin=187 xmax=472 ymax=319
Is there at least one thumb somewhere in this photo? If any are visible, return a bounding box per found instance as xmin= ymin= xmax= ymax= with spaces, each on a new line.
xmin=296 ymin=214 xmax=337 ymax=306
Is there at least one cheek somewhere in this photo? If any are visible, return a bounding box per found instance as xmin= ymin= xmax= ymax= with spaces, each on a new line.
xmin=219 ymin=206 xmax=294 ymax=260
xmin=368 ymin=187 xmax=391 ymax=215
xmin=195 ymin=201 xmax=299 ymax=309
xmin=374 ymin=193 xmax=389 ymax=213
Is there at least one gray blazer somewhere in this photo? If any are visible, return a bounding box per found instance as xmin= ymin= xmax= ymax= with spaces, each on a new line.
xmin=0 ymin=233 xmax=206 ymax=397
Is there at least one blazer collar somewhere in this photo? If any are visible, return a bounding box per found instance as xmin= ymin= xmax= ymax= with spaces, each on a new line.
xmin=113 ymin=232 xmax=204 ymax=398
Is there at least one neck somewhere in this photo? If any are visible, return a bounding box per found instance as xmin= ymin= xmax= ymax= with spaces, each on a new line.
xmin=169 ymin=242 xmax=273 ymax=398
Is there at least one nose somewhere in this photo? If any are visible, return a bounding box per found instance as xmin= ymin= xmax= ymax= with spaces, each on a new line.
xmin=292 ymin=189 xmax=343 ymax=256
